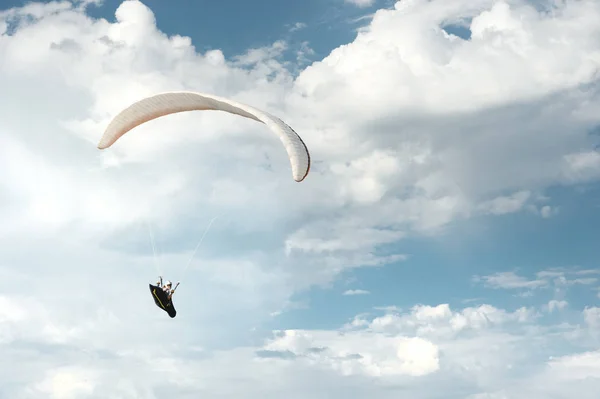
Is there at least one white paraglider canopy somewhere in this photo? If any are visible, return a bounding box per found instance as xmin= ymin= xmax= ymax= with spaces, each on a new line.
xmin=97 ymin=91 xmax=311 ymax=182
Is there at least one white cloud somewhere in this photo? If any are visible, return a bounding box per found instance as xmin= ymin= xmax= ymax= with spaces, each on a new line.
xmin=343 ymin=289 xmax=370 ymax=295
xmin=253 ymin=303 xmax=596 ymax=396
xmin=289 ymin=22 xmax=307 ymax=32
xmin=362 ymin=303 xmax=537 ymax=338
xmin=73 ymin=0 xmax=104 ymax=9
xmin=563 ymin=151 xmax=600 ymax=182
xmin=263 ymin=329 xmax=440 ymax=377
xmin=540 ymin=205 xmax=558 ymax=218
xmin=547 ymin=350 xmax=600 ymax=380
xmin=30 ymin=368 xmax=96 ymax=399
xmin=547 ymin=300 xmax=568 ymax=313
xmin=478 ymin=190 xmax=531 ymax=215
xmin=473 ymin=271 xmax=548 ymax=290
xmin=474 ymin=269 xmax=599 ymax=300
xmin=1 ymin=287 xmax=599 ymax=397
xmin=1 ymin=0 xmax=598 ymax=281
xmin=345 ymin=0 xmax=376 ymax=8
xmin=583 ymin=307 xmax=600 ymax=330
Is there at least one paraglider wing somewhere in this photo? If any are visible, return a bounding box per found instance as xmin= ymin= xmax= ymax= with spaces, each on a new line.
xmin=97 ymin=91 xmax=311 ymax=182
xmin=149 ymin=284 xmax=177 ymax=318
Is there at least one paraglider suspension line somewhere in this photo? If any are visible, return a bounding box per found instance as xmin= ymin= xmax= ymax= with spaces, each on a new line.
xmin=181 ymin=216 xmax=218 ymax=278
xmin=146 ymin=220 xmax=162 ymax=275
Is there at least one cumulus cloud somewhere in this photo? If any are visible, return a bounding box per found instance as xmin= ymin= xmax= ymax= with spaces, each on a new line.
xmin=263 ymin=329 xmax=440 ymax=377
xmin=2 ymin=0 xmax=599 ymax=286
xmin=1 ymin=290 xmax=599 ymax=397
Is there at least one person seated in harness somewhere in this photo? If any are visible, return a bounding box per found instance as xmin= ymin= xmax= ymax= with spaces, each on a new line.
xmin=156 ymin=276 xmax=176 ymax=300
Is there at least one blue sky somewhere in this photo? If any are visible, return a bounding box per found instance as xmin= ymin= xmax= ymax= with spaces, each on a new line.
xmin=275 ymin=183 xmax=600 ymax=331
xmin=80 ymin=0 xmax=388 ymax=62
xmin=1 ymin=0 xmax=600 ymax=397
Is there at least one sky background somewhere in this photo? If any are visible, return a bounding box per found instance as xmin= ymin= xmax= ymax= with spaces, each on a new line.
xmin=1 ymin=0 xmax=600 ymax=398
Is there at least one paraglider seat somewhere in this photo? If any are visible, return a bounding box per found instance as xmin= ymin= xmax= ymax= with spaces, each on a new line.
xmin=149 ymin=284 xmax=177 ymax=318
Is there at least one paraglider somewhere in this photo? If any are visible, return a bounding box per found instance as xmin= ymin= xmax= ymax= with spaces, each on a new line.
xmin=97 ymin=91 xmax=312 ymax=318
xmin=149 ymin=276 xmax=179 ymax=318
xmin=97 ymin=91 xmax=311 ymax=182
